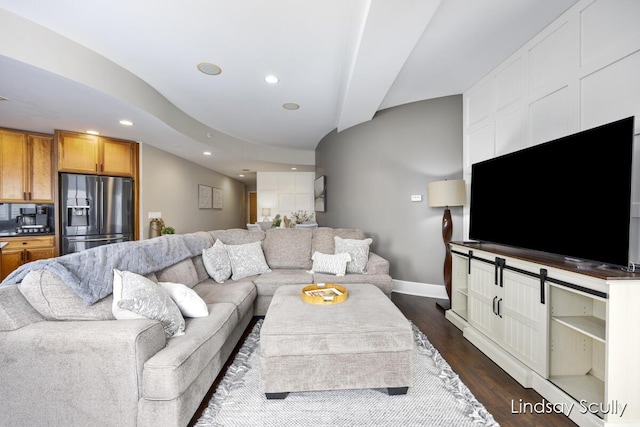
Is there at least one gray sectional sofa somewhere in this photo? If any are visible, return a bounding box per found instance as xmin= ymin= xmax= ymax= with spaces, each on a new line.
xmin=0 ymin=227 xmax=392 ymax=427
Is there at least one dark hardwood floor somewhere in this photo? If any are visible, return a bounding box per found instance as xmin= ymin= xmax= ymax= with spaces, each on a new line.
xmin=189 ymin=293 xmax=577 ymax=427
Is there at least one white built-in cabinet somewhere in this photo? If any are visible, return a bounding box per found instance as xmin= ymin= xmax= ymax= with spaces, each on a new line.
xmin=447 ymin=242 xmax=640 ymax=427
xmin=256 ymin=172 xmax=314 ymax=220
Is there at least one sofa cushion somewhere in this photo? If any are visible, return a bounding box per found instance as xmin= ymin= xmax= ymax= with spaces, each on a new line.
xmin=158 ymin=282 xmax=208 ymax=318
xmin=0 ymin=285 xmax=44 ymax=331
xmin=224 ymin=241 xmax=271 ymax=280
xmin=202 ymin=240 xmax=232 ymax=283
xmin=312 ymin=273 xmax=393 ymax=296
xmin=193 ymin=280 xmax=256 ymax=322
xmin=311 ymin=228 xmax=367 ymax=255
xmin=142 ymin=302 xmax=238 ymax=400
xmin=19 ymin=269 xmax=115 ymax=321
xmin=192 ymin=254 xmax=210 ymax=283
xmin=155 ymin=259 xmax=199 ymax=288
xmin=311 ymin=251 xmax=351 ymax=276
xmin=209 ymin=229 xmax=265 ymax=245
xmin=253 ymin=270 xmax=314 ymax=296
xmin=335 ymin=236 xmax=372 ymax=274
xmin=113 ymin=269 xmax=186 ymax=338
xmin=263 ymin=228 xmax=313 ymax=269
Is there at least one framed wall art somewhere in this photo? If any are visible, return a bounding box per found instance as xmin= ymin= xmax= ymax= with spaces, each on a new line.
xmin=198 ymin=184 xmax=213 ymax=209
xmin=314 ymin=175 xmax=326 ymax=212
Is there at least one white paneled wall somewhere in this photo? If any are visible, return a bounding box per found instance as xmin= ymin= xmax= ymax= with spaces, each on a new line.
xmin=463 ymin=0 xmax=640 ymax=262
xmin=256 ymin=172 xmax=314 ymax=221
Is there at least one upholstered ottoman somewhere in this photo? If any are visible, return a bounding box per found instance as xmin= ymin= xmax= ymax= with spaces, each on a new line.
xmin=260 ymin=283 xmax=414 ymax=398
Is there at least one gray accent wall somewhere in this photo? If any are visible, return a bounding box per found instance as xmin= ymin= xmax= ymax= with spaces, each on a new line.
xmin=315 ymin=95 xmax=463 ymax=285
xmin=140 ymin=144 xmax=246 ymax=238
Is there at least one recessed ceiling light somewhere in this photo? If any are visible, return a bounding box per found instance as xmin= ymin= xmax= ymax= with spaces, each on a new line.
xmin=265 ymin=75 xmax=279 ymax=84
xmin=86 ymin=130 xmax=100 ymax=135
xmin=119 ymin=119 xmax=134 ymax=126
xmin=197 ymin=62 xmax=222 ymax=76
xmin=283 ymin=103 xmax=300 ymax=110
xmin=239 ymin=174 xmax=245 ymax=177
xmin=291 ymin=167 xmax=297 ymax=170
xmin=203 ymin=151 xmax=212 ymax=156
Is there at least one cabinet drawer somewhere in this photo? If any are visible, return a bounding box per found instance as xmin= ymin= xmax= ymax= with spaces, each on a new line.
xmin=1 ymin=236 xmax=55 ymax=250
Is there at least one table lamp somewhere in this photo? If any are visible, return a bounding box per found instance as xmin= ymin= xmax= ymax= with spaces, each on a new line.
xmin=262 ymin=208 xmax=271 ymax=222
xmin=428 ymin=179 xmax=466 ymax=310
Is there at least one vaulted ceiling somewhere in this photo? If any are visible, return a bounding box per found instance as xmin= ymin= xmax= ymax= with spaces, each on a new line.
xmin=0 ymin=0 xmax=578 ymax=184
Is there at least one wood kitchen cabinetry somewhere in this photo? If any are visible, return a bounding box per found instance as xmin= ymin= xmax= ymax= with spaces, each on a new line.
xmin=56 ymin=130 xmax=137 ymax=177
xmin=0 ymin=236 xmax=55 ymax=281
xmin=0 ymin=128 xmax=54 ymax=203
xmin=447 ymin=242 xmax=640 ymax=427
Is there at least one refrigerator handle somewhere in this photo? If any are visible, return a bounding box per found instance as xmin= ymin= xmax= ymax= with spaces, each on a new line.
xmin=95 ymin=179 xmax=102 ymax=234
xmin=100 ymin=178 xmax=105 ymax=233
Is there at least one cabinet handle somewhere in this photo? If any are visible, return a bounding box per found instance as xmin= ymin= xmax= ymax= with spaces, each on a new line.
xmin=540 ymin=268 xmax=547 ymax=304
xmin=492 ymin=296 xmax=498 ymax=315
xmin=28 ymin=192 xmax=32 ymax=200
xmin=497 ymin=298 xmax=503 ymax=318
xmin=23 ymin=191 xmax=27 ymax=200
xmin=468 ymin=250 xmax=473 ymax=274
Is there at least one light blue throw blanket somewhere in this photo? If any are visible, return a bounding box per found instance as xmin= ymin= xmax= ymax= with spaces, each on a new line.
xmin=1 ymin=232 xmax=212 ymax=306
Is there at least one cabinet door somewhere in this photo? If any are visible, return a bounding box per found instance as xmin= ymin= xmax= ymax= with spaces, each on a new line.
xmin=0 ymin=249 xmax=24 ymax=281
xmin=28 ymin=134 xmax=54 ymax=202
xmin=58 ymin=132 xmax=99 ymax=174
xmin=501 ymin=269 xmax=548 ymax=377
xmin=467 ymin=260 xmax=502 ymax=341
xmin=100 ymin=138 xmax=134 ymax=176
xmin=0 ymin=129 xmax=28 ymax=202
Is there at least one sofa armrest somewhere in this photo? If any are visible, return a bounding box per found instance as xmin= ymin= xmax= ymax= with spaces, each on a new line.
xmin=0 ymin=319 xmax=165 ymax=426
xmin=366 ymin=252 xmax=390 ymax=275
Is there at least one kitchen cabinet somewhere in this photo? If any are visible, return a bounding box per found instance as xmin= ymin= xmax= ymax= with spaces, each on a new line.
xmin=0 ymin=128 xmax=54 ymax=203
xmin=0 ymin=236 xmax=55 ymax=281
xmin=447 ymin=242 xmax=640 ymax=427
xmin=56 ymin=130 xmax=137 ymax=177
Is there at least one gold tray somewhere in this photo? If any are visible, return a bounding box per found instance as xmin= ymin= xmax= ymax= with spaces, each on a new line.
xmin=301 ymin=284 xmax=348 ymax=305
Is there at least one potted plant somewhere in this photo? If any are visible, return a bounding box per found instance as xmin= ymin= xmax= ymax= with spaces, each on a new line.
xmin=161 ymin=226 xmax=175 ymax=235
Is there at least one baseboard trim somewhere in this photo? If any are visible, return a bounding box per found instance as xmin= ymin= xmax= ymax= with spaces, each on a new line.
xmin=391 ymin=279 xmax=448 ymax=299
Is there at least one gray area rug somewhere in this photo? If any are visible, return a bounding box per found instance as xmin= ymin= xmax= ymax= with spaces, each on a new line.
xmin=196 ymin=320 xmax=499 ymax=427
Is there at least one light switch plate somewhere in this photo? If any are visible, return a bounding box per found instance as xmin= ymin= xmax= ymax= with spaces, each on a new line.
xmin=411 ymin=195 xmax=422 ymax=202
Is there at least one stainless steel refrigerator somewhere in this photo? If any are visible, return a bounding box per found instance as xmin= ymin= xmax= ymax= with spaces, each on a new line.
xmin=60 ymin=173 xmax=133 ymax=255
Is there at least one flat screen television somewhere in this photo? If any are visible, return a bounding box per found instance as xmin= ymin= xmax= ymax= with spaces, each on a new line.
xmin=469 ymin=116 xmax=635 ymax=268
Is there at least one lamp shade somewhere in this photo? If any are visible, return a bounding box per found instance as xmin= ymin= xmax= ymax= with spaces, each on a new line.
xmin=428 ymin=179 xmax=466 ymax=207
xmin=262 ymin=208 xmax=271 ymax=216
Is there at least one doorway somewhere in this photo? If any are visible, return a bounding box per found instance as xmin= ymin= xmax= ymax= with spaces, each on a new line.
xmin=249 ymin=191 xmax=257 ymax=224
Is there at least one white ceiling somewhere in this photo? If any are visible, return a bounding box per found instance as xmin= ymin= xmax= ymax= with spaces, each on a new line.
xmin=0 ymin=0 xmax=578 ymax=185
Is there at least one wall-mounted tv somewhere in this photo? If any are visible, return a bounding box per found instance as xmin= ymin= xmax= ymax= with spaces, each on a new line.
xmin=469 ymin=116 xmax=635 ymax=268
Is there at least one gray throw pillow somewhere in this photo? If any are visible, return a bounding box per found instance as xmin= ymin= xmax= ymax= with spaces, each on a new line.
xmin=334 ymin=236 xmax=372 ymax=274
xmin=311 ymin=251 xmax=351 ymax=276
xmin=224 ymin=241 xmax=271 ymax=280
xmin=113 ymin=269 xmax=186 ymax=338
xmin=202 ymin=240 xmax=232 ymax=283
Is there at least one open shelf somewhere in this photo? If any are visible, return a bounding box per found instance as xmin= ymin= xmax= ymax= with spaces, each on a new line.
xmin=552 ymin=316 xmax=606 ymax=343
xmin=549 ymin=374 xmax=605 ymax=419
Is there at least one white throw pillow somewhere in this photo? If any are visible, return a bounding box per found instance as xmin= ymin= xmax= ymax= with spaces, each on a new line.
xmin=202 ymin=240 xmax=232 ymax=283
xmin=158 ymin=282 xmax=208 ymax=318
xmin=112 ymin=269 xmax=186 ymax=338
xmin=224 ymin=240 xmax=271 ymax=280
xmin=334 ymin=236 xmax=372 ymax=274
xmin=311 ymin=251 xmax=351 ymax=276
